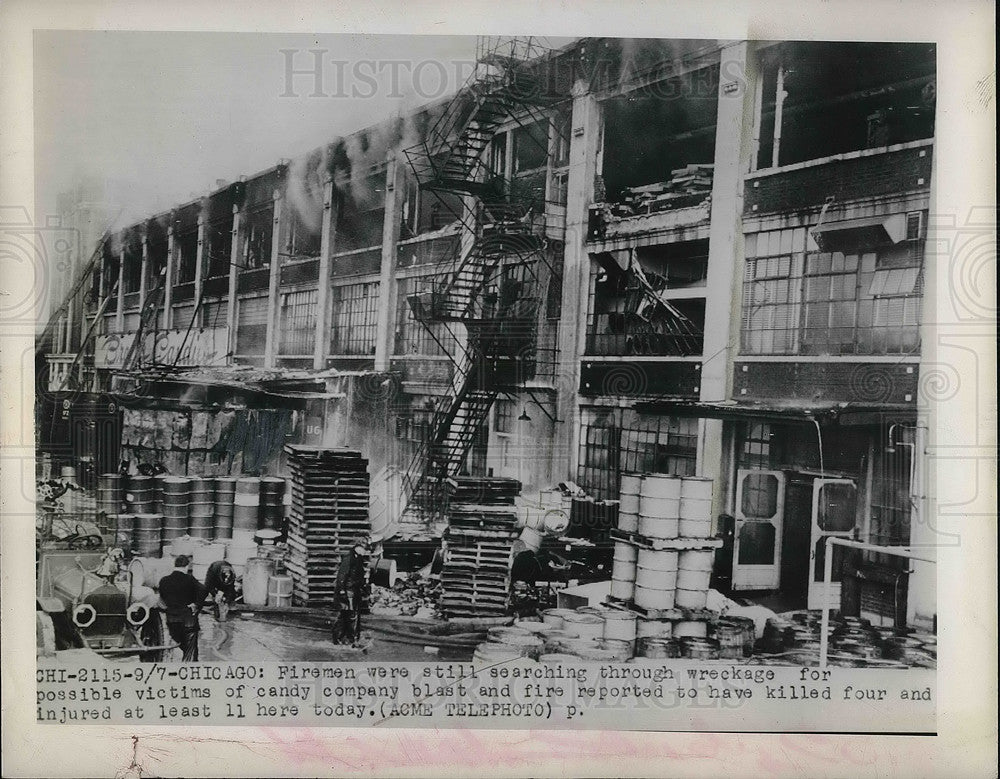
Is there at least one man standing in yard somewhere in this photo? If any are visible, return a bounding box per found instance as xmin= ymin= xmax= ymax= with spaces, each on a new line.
xmin=203 ymin=559 xmax=238 ymax=621
xmin=331 ymin=539 xmax=372 ymax=645
xmin=158 ymin=555 xmax=204 ymax=661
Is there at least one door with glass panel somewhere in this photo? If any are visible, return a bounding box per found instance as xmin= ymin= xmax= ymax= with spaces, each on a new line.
xmin=732 ymin=469 xmax=786 ymax=589
xmin=807 ymin=478 xmax=858 ymax=609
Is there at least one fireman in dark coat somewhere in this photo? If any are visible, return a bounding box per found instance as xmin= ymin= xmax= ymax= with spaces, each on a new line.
xmin=331 ymin=540 xmax=372 ymax=645
xmin=158 ymin=555 xmax=205 ymax=661
xmin=203 ymin=559 xmax=237 ymax=621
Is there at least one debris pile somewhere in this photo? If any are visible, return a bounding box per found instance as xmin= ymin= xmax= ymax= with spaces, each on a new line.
xmin=607 ymin=164 xmax=714 ymax=218
xmin=370 ymin=574 xmax=440 ymax=618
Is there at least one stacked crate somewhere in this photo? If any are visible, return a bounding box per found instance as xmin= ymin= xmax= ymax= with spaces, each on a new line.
xmin=440 ymin=477 xmax=521 ymax=618
xmin=283 ymin=445 xmax=371 ymax=606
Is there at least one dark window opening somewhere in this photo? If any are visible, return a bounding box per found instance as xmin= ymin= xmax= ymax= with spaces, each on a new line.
xmin=330 ymin=281 xmax=379 ymax=356
xmin=286 ymin=210 xmax=322 ymax=261
xmin=577 ymin=407 xmax=698 ymax=500
xmin=601 ymin=64 xmax=720 ymax=202
xmin=175 ymin=228 xmax=198 ymax=284
xmin=335 ymin=171 xmax=386 ymax=252
xmin=121 ymin=240 xmax=142 ymax=295
xmin=205 ymin=217 xmax=233 ymax=279
xmin=243 ymin=206 xmax=273 ymax=270
xmin=586 ymin=240 xmax=708 ymax=356
xmin=756 ymin=42 xmax=936 ymax=170
xmin=513 ymin=119 xmax=549 ymax=173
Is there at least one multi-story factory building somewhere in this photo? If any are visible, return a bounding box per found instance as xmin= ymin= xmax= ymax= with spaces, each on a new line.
xmin=37 ymin=37 xmax=937 ymax=628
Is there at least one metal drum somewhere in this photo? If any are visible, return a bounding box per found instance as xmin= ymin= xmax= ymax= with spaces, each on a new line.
xmin=233 ymin=477 xmax=261 ymax=533
xmin=540 ymin=608 xmax=576 ymax=629
xmin=674 ymin=620 xmax=709 ymax=639
xmin=125 ymin=475 xmax=156 ymax=514
xmin=636 ymin=617 xmax=672 ymax=641
xmin=633 ymin=549 xmax=678 ymax=610
xmin=618 ymin=473 xmax=642 ymax=533
xmin=603 ymin=610 xmax=638 ymax=646
xmin=267 ymin=574 xmax=293 ymax=608
xmin=186 ymin=477 xmax=214 ymax=537
xmin=638 ymin=475 xmax=681 ymax=539
xmin=611 ymin=542 xmax=638 ymax=601
xmin=243 ymin=557 xmax=274 ymax=606
xmin=213 ymin=477 xmax=237 ymax=540
xmin=681 ymin=637 xmax=720 ymax=660
xmin=132 ymin=513 xmax=163 ymax=557
xmin=639 ymin=636 xmax=681 ymax=658
xmin=560 ymin=612 xmax=605 ymax=640
xmin=675 ymin=549 xmax=714 ymax=609
xmin=259 ymin=477 xmax=286 ymax=531
xmin=96 ymin=473 xmax=122 ymax=517
xmin=713 ymin=617 xmax=755 ymax=659
xmin=114 ymin=514 xmax=135 ymax=551
xmin=679 ymin=476 xmax=713 ymax=538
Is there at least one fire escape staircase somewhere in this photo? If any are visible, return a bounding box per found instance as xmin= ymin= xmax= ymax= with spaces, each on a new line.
xmin=398 ymin=38 xmax=559 ymax=524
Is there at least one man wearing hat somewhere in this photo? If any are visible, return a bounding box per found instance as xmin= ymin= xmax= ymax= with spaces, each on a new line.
xmin=331 ymin=538 xmax=372 ymax=645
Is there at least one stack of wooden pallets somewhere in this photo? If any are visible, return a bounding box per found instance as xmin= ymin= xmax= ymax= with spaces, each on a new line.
xmin=283 ymin=445 xmax=371 ymax=606
xmin=440 ymin=477 xmax=521 ymax=618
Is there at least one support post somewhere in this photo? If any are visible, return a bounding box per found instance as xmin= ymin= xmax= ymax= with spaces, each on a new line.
xmin=552 ymin=83 xmax=601 ymax=483
xmin=699 ymin=41 xmax=760 ymax=525
xmin=114 ymin=240 xmax=125 ymax=332
xmin=374 ymin=159 xmax=403 ymax=372
xmin=263 ymin=188 xmax=287 ymax=368
xmin=164 ymin=218 xmax=176 ymax=329
xmin=226 ymin=196 xmax=244 ymax=361
xmin=314 ymin=173 xmax=339 ymax=369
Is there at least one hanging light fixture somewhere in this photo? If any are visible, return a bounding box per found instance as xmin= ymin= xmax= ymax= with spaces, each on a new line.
xmin=518 ymin=406 xmax=532 ymax=422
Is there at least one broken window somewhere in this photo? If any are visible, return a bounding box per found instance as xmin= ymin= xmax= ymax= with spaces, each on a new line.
xmin=601 ymin=64 xmax=720 ymax=203
xmin=513 ymin=119 xmax=549 ymax=173
xmin=235 ymin=294 xmax=268 ymax=360
xmin=205 ymin=217 xmax=232 ymax=279
xmin=278 ymin=289 xmax=318 ymax=356
xmin=755 ymin=42 xmax=936 ymax=170
xmin=329 ymin=281 xmax=379 ymax=356
xmin=243 ymin=205 xmax=273 ymax=270
xmin=577 ymin=408 xmax=697 ymax=500
xmin=493 ymin=398 xmax=515 ymax=434
xmin=741 ymin=228 xmax=923 ymax=356
xmin=121 ymin=237 xmax=142 ymax=294
xmin=175 ymin=227 xmax=198 ymax=284
xmin=586 ymin=240 xmax=707 ymax=356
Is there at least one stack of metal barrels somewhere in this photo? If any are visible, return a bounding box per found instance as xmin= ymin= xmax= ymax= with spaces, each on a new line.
xmin=106 ymin=473 xmax=286 ymax=559
xmin=96 ymin=473 xmax=122 ymax=534
xmin=610 ymin=472 xmax=723 ymax=659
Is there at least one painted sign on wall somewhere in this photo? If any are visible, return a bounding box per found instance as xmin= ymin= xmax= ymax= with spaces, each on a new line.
xmin=95 ymin=328 xmax=229 ymax=369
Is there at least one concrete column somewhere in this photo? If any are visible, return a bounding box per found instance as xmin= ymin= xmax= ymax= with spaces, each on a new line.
xmin=226 ymin=198 xmax=244 ymax=359
xmin=698 ymin=41 xmax=759 ymax=523
xmin=374 ymin=160 xmax=402 ymax=371
xmin=163 ymin=220 xmax=176 ymax=329
xmin=193 ymin=202 xmax=207 ymax=309
xmin=263 ymin=189 xmax=288 ymax=367
xmin=552 ymin=84 xmax=602 ymax=482
xmin=138 ymin=225 xmax=150 ymax=311
xmin=312 ymin=174 xmax=337 ymax=369
xmin=114 ymin=240 xmax=125 ymax=332
xmin=909 ymin=161 xmax=939 ymax=631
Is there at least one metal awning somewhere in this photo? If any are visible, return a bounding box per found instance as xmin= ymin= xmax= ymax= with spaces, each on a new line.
xmin=632 ymin=398 xmax=917 ymax=426
xmin=810 ymin=213 xmax=907 ymax=252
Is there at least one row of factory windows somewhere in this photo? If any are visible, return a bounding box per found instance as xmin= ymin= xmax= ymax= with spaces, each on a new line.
xmin=584 ymin=219 xmax=925 ymax=359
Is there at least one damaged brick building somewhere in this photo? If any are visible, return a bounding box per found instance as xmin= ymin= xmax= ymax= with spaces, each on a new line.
xmin=37 ymin=37 xmax=937 ymax=628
